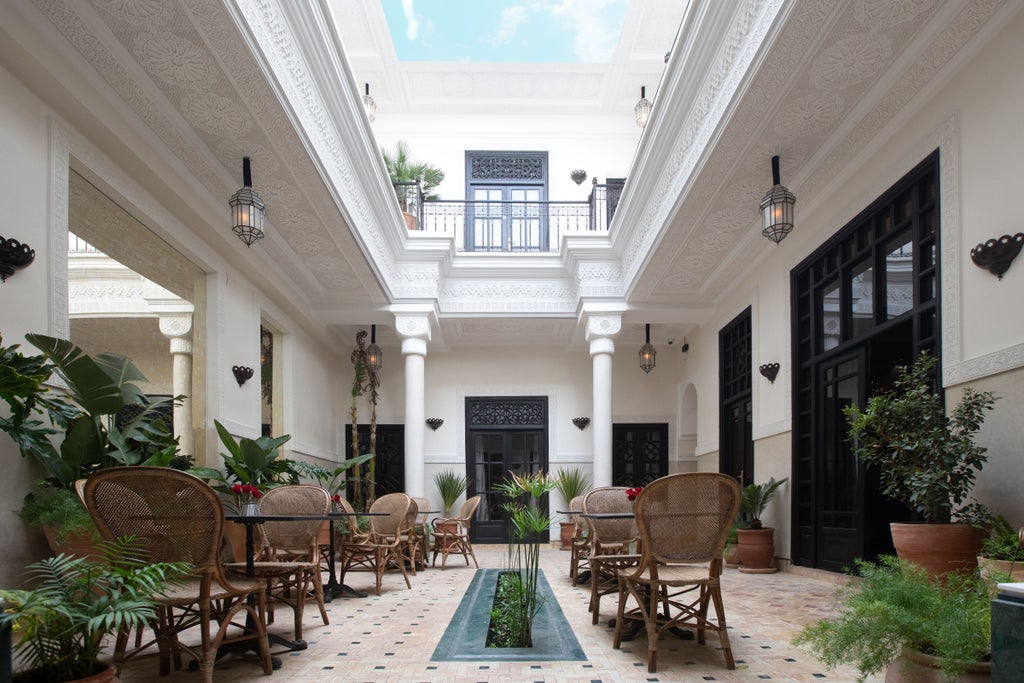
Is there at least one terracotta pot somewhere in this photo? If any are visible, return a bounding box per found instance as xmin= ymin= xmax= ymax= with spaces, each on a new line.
xmin=20 ymin=665 xmax=123 ymax=683
xmin=42 ymin=525 xmax=100 ymax=560
xmin=736 ymin=527 xmax=776 ymax=573
xmin=978 ymin=556 xmax=1024 ymax=585
xmin=403 ymin=211 xmax=418 ymax=230
xmin=559 ymin=521 xmax=573 ymax=550
xmin=884 ymin=648 xmax=990 ymax=682
xmin=890 ymin=523 xmax=985 ymax=580
xmin=434 ymin=520 xmax=458 ymax=550
xmin=723 ymin=542 xmax=742 ymax=567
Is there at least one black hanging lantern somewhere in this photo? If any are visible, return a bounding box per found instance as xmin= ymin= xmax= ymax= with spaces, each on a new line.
xmin=639 ymin=324 xmax=656 ymax=374
xmin=760 ymin=155 xmax=796 ymax=244
xmin=365 ymin=324 xmax=382 ymax=373
xmin=229 ymin=157 xmax=266 ymax=246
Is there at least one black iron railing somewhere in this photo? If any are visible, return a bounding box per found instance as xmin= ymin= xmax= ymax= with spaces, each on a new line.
xmin=394 ymin=180 xmax=619 ymax=252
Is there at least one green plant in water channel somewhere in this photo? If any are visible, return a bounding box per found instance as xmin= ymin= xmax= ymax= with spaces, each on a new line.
xmin=493 ymin=470 xmax=556 ymax=648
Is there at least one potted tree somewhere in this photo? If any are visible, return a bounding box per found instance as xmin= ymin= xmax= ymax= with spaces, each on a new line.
xmin=794 ymin=556 xmax=991 ymax=682
xmin=0 ymin=334 xmax=181 ymax=555
xmin=553 ymin=467 xmax=590 ymax=549
xmin=432 ymin=469 xmax=468 ymax=552
xmin=0 ymin=536 xmax=187 ymax=683
xmin=381 ymin=140 xmax=444 ymax=230
xmin=845 ymin=352 xmax=998 ymax=577
xmin=977 ymin=514 xmax=1024 ymax=585
xmin=736 ymin=476 xmax=787 ymax=573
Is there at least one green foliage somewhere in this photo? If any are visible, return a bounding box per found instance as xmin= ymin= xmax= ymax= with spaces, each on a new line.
xmin=741 ymin=477 xmax=787 ymax=529
xmin=553 ymin=467 xmax=590 ymax=505
xmin=189 ymin=420 xmax=293 ymax=502
xmin=844 ymin=352 xmax=998 ymax=523
xmin=434 ymin=469 xmax=468 ymax=516
xmin=982 ymin=514 xmax=1024 ymax=561
xmin=793 ymin=556 xmax=991 ymax=681
xmin=16 ymin=482 xmax=96 ymax=545
xmin=0 ymin=536 xmax=189 ymax=682
xmin=381 ymin=140 xmax=445 ymax=200
xmin=493 ymin=470 xmax=557 ymax=648
xmin=487 ymin=572 xmax=530 ymax=648
xmin=291 ymin=454 xmax=375 ymax=499
xmin=1 ymin=334 xmax=181 ymax=538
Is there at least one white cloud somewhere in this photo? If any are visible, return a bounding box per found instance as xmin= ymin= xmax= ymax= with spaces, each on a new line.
xmin=402 ymin=0 xmax=419 ymax=41
xmin=549 ymin=0 xmax=624 ymax=62
xmin=490 ymin=5 xmax=529 ymax=46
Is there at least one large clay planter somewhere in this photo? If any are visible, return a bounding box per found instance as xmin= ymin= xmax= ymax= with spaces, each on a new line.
xmin=73 ymin=666 xmax=122 ymax=683
xmin=884 ymin=648 xmax=990 ymax=682
xmin=890 ymin=523 xmax=985 ymax=580
xmin=736 ymin=527 xmax=776 ymax=573
xmin=559 ymin=521 xmax=573 ymax=550
xmin=42 ymin=526 xmax=100 ymax=560
xmin=434 ymin=520 xmax=459 ymax=551
xmin=403 ymin=211 xmax=418 ymax=230
xmin=723 ymin=542 xmax=742 ymax=567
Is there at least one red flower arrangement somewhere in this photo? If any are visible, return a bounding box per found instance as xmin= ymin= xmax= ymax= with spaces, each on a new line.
xmin=626 ymin=486 xmax=644 ymax=502
xmin=231 ymin=483 xmax=262 ymax=502
xmin=331 ymin=494 xmax=342 ymax=504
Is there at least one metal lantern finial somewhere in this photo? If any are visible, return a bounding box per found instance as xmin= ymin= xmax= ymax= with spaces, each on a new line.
xmin=365 ymin=324 xmax=382 ymax=373
xmin=635 ymin=86 xmax=652 ymax=128
xmin=363 ymin=83 xmax=376 ymax=123
xmin=760 ymin=155 xmax=796 ymax=244
xmin=639 ymin=323 xmax=656 ymax=373
xmin=229 ymin=157 xmax=266 ymax=246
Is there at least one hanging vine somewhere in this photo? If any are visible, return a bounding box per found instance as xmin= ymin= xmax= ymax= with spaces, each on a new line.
xmin=350 ymin=330 xmax=368 ymax=511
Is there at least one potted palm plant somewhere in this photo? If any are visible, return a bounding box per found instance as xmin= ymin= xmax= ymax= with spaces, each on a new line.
xmin=794 ymin=555 xmax=991 ymax=682
xmin=381 ymin=140 xmax=444 ymax=230
xmin=1 ymin=334 xmax=181 ymax=555
xmin=0 ymin=536 xmax=187 ymax=683
xmin=845 ymin=351 xmax=998 ymax=577
xmin=553 ymin=467 xmax=590 ymax=549
xmin=977 ymin=514 xmax=1024 ymax=585
xmin=434 ymin=469 xmax=468 ymax=517
xmin=736 ymin=476 xmax=787 ymax=573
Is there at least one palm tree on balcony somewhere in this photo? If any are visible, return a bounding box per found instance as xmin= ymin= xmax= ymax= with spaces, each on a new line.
xmin=382 ymin=141 xmax=444 ymax=229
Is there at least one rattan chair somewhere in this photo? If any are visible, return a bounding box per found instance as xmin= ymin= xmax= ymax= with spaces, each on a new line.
xmin=430 ymin=495 xmax=481 ymax=569
xmin=582 ymin=486 xmax=640 ymax=624
xmin=83 ymin=466 xmax=272 ymax=682
xmin=568 ymin=495 xmax=591 ymax=586
xmin=224 ymin=484 xmax=330 ymax=641
xmin=612 ymin=472 xmax=742 ymax=673
xmin=398 ymin=497 xmax=421 ymax=575
xmin=338 ymin=493 xmax=413 ymax=595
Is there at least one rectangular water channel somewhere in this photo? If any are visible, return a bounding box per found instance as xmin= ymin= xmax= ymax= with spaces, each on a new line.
xmin=430 ymin=568 xmax=586 ymax=662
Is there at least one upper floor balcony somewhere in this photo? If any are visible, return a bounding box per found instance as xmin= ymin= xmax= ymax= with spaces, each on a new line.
xmin=394 ymin=179 xmax=623 ymax=253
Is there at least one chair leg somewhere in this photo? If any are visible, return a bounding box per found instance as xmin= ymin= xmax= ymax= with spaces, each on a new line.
xmin=312 ymin=566 xmax=329 ymax=625
xmin=710 ymin=585 xmax=735 ymax=669
xmin=645 ymin=582 xmax=660 ymax=673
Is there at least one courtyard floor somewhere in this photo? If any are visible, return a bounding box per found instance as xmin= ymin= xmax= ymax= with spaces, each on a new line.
xmin=117 ymin=545 xmax=877 ymax=682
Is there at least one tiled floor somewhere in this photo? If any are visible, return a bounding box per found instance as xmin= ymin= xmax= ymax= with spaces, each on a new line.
xmin=118 ymin=546 xmax=877 ymax=682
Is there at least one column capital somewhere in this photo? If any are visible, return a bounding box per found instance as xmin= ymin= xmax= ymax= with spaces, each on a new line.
xmin=584 ymin=314 xmax=622 ymax=342
xmin=158 ymin=313 xmax=193 ymax=340
xmin=169 ymin=337 xmax=193 ymax=355
xmin=394 ymin=313 xmax=432 ymax=342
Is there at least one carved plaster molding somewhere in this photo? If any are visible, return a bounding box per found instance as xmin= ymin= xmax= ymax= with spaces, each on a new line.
xmin=48 ymin=118 xmax=70 ymax=339
xmin=585 ymin=315 xmax=622 ymax=341
xmin=394 ymin=314 xmax=432 ymax=341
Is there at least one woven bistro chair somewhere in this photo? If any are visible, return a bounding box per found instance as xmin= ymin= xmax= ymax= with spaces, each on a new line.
xmin=582 ymin=486 xmax=640 ymax=625
xmin=398 ymin=496 xmax=422 ymax=575
xmin=411 ymin=496 xmax=433 ymax=568
xmin=223 ymin=484 xmax=330 ymax=642
xmin=339 ymin=493 xmax=413 ymax=595
xmin=568 ymin=495 xmax=591 ymax=586
xmin=430 ymin=495 xmax=481 ymax=569
xmin=612 ymin=472 xmax=742 ymax=673
xmin=83 ymin=467 xmax=272 ymax=682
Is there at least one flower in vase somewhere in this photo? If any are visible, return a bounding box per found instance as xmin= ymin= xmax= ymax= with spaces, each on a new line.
xmin=231 ymin=483 xmax=262 ymax=503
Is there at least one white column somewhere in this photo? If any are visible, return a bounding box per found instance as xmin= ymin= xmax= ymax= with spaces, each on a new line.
xmin=156 ymin=312 xmax=194 ymax=458
xmin=586 ymin=315 xmax=621 ymax=487
xmin=396 ymin=314 xmax=431 ymax=497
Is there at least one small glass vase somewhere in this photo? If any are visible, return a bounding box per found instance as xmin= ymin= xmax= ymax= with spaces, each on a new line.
xmin=241 ymin=501 xmax=260 ymax=516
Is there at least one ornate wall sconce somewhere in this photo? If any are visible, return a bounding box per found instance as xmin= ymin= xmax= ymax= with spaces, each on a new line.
xmin=970 ymin=233 xmax=1023 ymax=279
xmin=570 ymin=169 xmax=587 ymax=186
xmin=759 ymin=363 xmax=780 ymax=383
xmin=572 ymin=417 xmax=590 ymax=430
xmin=232 ymin=365 xmax=254 ymax=386
xmin=426 ymin=418 xmax=444 ymax=431
xmin=0 ymin=235 xmax=36 ymax=282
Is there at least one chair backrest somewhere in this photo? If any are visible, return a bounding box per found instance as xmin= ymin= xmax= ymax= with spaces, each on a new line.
xmin=412 ymin=497 xmax=431 ymax=526
xmin=334 ymin=496 xmax=363 ymax=536
xmin=84 ymin=466 xmax=223 ymax=569
xmin=582 ymin=486 xmax=637 ymax=545
xmin=634 ymin=473 xmax=741 ymax=564
xmin=568 ymin=495 xmax=586 ymax=539
xmin=402 ymin=497 xmax=419 ymax=534
xmin=457 ymin=495 xmax=481 ymax=529
xmin=368 ymin=493 xmax=412 ymax=537
xmin=258 ymin=485 xmax=330 ymax=551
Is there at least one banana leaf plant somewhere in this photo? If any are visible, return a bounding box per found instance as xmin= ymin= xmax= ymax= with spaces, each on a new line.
xmin=189 ymin=420 xmax=295 ymax=501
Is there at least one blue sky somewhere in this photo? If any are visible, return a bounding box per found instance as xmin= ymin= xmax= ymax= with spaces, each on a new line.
xmin=382 ymin=0 xmax=629 ymax=63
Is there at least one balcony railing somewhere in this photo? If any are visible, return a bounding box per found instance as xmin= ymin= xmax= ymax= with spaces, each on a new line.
xmin=394 ymin=180 xmax=622 ymax=253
